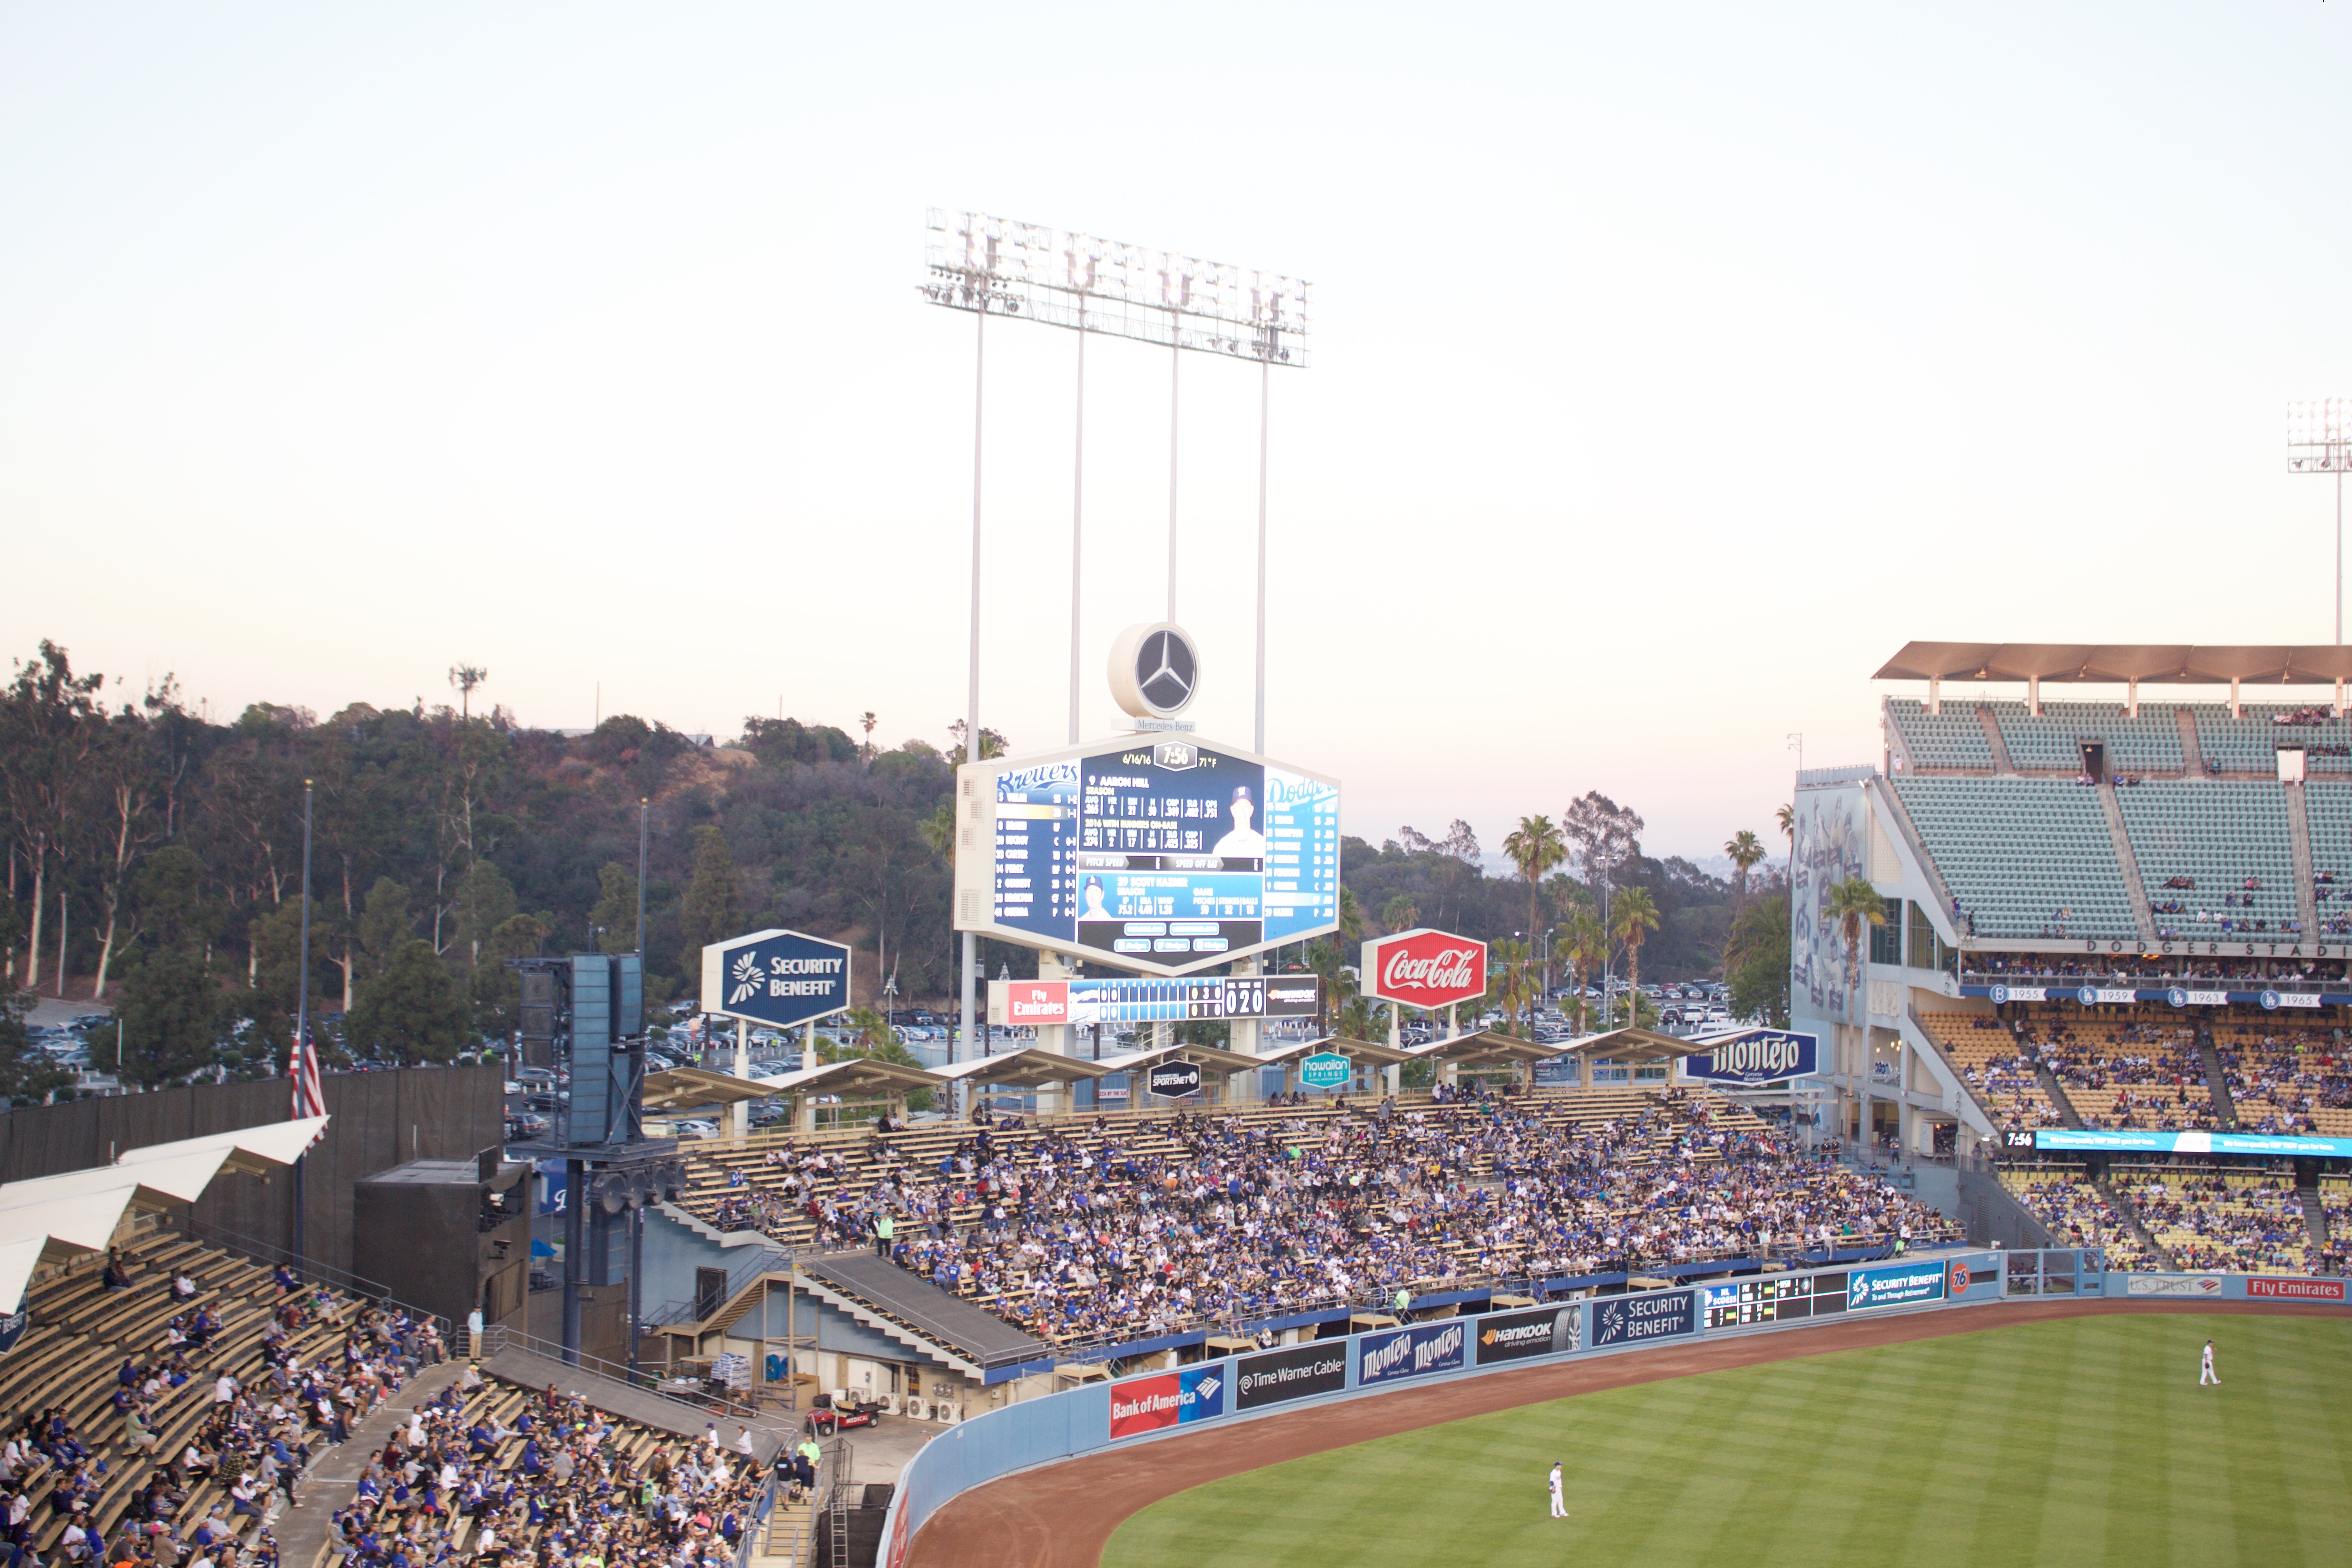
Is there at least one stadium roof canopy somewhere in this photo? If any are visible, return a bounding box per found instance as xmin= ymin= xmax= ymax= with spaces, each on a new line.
xmin=640 ymin=1066 xmax=782 ymax=1112
xmin=1093 ymin=1041 xmax=1266 ymax=1076
xmin=1553 ymin=1026 xmax=1708 ymax=1063
xmin=931 ymin=1048 xmax=1112 ymax=1088
xmin=751 ymin=1058 xmax=946 ymax=1099
xmin=1407 ymin=1029 xmax=1560 ymax=1067
xmin=1875 ymin=642 xmax=2352 ymax=684
xmin=0 ymin=1114 xmax=330 ymax=1318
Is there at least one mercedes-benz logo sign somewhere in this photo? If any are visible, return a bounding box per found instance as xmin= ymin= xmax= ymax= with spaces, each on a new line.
xmin=1137 ymin=631 xmax=1194 ymax=710
xmin=1108 ymin=622 xmax=1202 ymax=720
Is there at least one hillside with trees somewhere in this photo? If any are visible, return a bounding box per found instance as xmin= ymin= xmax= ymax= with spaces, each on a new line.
xmin=0 ymin=640 xmax=1784 ymax=1090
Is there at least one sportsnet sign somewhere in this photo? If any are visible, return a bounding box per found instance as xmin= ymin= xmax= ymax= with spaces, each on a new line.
xmin=1358 ymin=1321 xmax=1468 ymax=1386
xmin=1107 ymin=1365 xmax=1226 ymax=1440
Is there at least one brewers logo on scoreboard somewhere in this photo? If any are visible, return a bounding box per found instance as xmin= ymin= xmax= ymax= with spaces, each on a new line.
xmin=954 ymin=734 xmax=1341 ymax=978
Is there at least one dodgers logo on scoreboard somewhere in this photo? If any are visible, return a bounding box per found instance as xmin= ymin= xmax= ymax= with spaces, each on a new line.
xmin=1681 ymin=1030 xmax=1816 ymax=1086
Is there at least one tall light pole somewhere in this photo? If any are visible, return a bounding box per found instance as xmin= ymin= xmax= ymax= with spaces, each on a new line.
xmin=921 ymin=209 xmax=1310 ymax=739
xmin=2290 ymin=399 xmax=2351 ymax=643
xmin=293 ymin=780 xmax=313 ymax=1265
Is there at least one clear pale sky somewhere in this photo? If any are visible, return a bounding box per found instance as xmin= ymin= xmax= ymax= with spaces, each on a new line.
xmin=4 ymin=4 xmax=2348 ymax=863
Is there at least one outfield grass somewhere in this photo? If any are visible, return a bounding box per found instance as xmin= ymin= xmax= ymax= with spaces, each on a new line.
xmin=1101 ymin=1313 xmax=2352 ymax=1568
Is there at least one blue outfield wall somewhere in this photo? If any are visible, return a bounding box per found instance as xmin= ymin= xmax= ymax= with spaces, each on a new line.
xmin=877 ymin=1250 xmax=2351 ymax=1564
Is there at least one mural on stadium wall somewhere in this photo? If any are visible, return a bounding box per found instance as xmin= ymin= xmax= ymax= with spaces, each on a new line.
xmin=1793 ymin=782 xmax=1868 ymax=1026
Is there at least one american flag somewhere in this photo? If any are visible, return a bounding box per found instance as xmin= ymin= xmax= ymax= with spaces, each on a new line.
xmin=291 ymin=1028 xmax=325 ymax=1120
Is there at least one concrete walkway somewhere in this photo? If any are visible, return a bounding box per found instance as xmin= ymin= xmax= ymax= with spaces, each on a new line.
xmin=268 ymin=1360 xmax=469 ymax=1568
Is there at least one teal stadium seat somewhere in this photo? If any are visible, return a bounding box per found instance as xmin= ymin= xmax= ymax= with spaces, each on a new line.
xmin=1889 ymin=777 xmax=2136 ymax=940
xmin=1887 ymin=699 xmax=1995 ymax=770
xmin=2117 ymin=782 xmax=2298 ymax=932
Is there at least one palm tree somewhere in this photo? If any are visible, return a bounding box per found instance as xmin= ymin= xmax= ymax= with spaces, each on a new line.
xmin=1775 ymin=802 xmax=1795 ymax=882
xmin=1490 ymin=937 xmax=1533 ymax=1035
xmin=1725 ymin=829 xmax=1766 ymax=915
xmin=1610 ymin=888 xmax=1660 ymax=1027
xmin=1553 ymin=911 xmax=1606 ymax=1034
xmin=1378 ymin=895 xmax=1418 ymax=935
xmin=1827 ymin=877 xmax=1886 ymax=1014
xmin=1502 ymin=815 xmax=1567 ymax=967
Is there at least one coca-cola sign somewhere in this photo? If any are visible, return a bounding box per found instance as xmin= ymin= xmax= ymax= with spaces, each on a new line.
xmin=1362 ymin=928 xmax=1489 ymax=1008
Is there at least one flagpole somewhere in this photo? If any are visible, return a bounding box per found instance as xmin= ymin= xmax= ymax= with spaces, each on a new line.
xmin=293 ymin=779 xmax=314 ymax=1270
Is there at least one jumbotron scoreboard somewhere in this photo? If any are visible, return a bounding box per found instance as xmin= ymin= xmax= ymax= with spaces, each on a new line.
xmin=955 ymin=735 xmax=1341 ymax=977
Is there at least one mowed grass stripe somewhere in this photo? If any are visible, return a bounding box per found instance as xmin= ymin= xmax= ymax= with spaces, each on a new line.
xmin=1099 ymin=1313 xmax=2352 ymax=1568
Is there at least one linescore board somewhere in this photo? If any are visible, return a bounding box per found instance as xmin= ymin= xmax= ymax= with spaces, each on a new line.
xmin=1702 ymin=1273 xmax=1848 ymax=1328
xmin=954 ymin=736 xmax=1341 ymax=977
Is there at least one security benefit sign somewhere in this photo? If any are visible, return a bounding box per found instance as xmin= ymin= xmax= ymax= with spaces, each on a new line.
xmin=699 ymin=928 xmax=853 ymax=1029
xmin=1107 ymin=1365 xmax=1227 ymax=1441
xmin=1475 ymin=1303 xmax=1585 ymax=1365
xmin=1592 ymin=1289 xmax=1698 ymax=1348
xmin=1235 ymin=1342 xmax=1348 ymax=1411
xmin=1681 ymin=1029 xmax=1816 ymax=1087
xmin=1848 ymin=1261 xmax=1949 ymax=1312
xmin=1357 ymin=1321 xmax=1469 ymax=1386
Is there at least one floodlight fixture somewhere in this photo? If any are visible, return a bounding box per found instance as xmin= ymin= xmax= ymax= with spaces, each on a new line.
xmin=2288 ymin=398 xmax=2351 ymax=644
xmin=920 ymin=209 xmax=1311 ymax=367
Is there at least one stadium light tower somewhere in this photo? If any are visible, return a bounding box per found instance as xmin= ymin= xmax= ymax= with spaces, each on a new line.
xmin=920 ymin=210 xmax=1311 ymax=753
xmin=2289 ymin=399 xmax=2351 ymax=643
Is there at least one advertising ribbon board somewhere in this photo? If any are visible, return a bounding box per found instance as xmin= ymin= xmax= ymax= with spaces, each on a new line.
xmin=1474 ymin=1304 xmax=1585 ymax=1365
xmin=1357 ymin=1321 xmax=1469 ymax=1386
xmin=1848 ymin=1262 xmax=1948 ymax=1311
xmin=1592 ymin=1291 xmax=1696 ymax=1348
xmin=1234 ymin=1343 xmax=1348 ymax=1410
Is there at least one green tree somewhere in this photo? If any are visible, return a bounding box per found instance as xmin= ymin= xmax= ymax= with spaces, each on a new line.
xmin=1776 ymin=801 xmax=1796 ymax=881
xmin=1611 ymin=887 xmax=1661 ymax=1025
xmin=1377 ymin=894 xmax=1418 ymax=934
xmin=0 ymin=955 xmax=71 ymax=1102
xmin=1554 ymin=910 xmax=1607 ymax=1034
xmin=678 ymin=826 xmax=744 ymax=975
xmin=0 ymin=641 xmax=104 ymax=992
xmin=133 ymin=844 xmax=213 ymax=954
xmin=1501 ymin=814 xmax=1567 ymax=960
xmin=473 ymin=912 xmax=550 ymax=1038
xmin=1827 ymin=877 xmax=1886 ymax=1014
xmin=825 ymin=1009 xmax=934 ymax=1112
xmin=115 ymin=948 xmax=218 ymax=1086
xmin=590 ymin=864 xmax=640 ymax=954
xmin=1490 ymin=936 xmax=1534 ymax=1034
xmin=358 ymin=878 xmax=412 ymax=984
xmin=1725 ymin=829 xmax=1767 ymax=916
xmin=1725 ymin=897 xmax=1791 ymax=1028
xmin=348 ymin=939 xmax=468 ymax=1064
xmin=451 ymin=861 xmax=517 ymax=964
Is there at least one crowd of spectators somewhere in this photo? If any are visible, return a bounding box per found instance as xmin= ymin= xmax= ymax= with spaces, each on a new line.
xmin=704 ymin=1093 xmax=1960 ymax=1348
xmin=1964 ymin=955 xmax=2346 ymax=985
xmin=2003 ymin=1173 xmax=2153 ymax=1269
xmin=2118 ymin=1172 xmax=2317 ymax=1274
xmin=324 ymin=1376 xmax=763 ymax=1568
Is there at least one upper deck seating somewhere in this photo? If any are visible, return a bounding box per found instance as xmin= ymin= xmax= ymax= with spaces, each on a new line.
xmin=2117 ymin=782 xmax=2299 ymax=936
xmin=1890 ymin=777 xmax=2136 ymax=940
xmin=1887 ymin=700 xmax=1995 ymax=771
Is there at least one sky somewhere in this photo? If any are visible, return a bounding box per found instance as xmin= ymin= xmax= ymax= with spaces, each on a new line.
xmin=4 ymin=3 xmax=2350 ymax=865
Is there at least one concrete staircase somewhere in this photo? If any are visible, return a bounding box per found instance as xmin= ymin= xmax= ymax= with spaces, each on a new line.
xmin=2034 ymin=1061 xmax=2087 ymax=1129
xmin=2092 ymin=1174 xmax=2177 ymax=1269
xmin=754 ymin=1486 xmax=819 ymax=1567
xmin=1978 ymin=706 xmax=2018 ymax=774
xmin=2096 ymin=781 xmax=2160 ymax=943
xmin=2299 ymin=1185 xmax=2332 ymax=1264
xmin=2285 ymin=782 xmax=2321 ymax=937
xmin=2197 ymin=1028 xmax=2240 ymax=1129
xmin=2176 ymin=708 xmax=2208 ymax=776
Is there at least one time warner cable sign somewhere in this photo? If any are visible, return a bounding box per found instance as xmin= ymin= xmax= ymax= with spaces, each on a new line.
xmin=1681 ymin=1029 xmax=1816 ymax=1087
xmin=698 ymin=928 xmax=854 ymax=1029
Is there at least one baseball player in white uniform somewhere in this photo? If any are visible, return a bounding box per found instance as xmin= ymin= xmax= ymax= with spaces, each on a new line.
xmin=1548 ymin=1461 xmax=1568 ymax=1518
xmin=2200 ymin=1339 xmax=2218 ymax=1386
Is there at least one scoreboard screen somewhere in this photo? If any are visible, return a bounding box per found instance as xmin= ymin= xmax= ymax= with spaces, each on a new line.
xmin=1702 ymin=1272 xmax=1849 ymax=1328
xmin=962 ymin=736 xmax=1341 ymax=976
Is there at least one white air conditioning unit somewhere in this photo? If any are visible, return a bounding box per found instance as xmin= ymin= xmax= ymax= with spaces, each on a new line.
xmin=903 ymin=1397 xmax=929 ymax=1421
xmin=878 ymin=1393 xmax=901 ymax=1416
xmin=935 ymin=1401 xmax=962 ymax=1424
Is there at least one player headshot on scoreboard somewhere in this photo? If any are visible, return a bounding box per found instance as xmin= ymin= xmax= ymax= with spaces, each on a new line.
xmin=1212 ymin=786 xmax=1266 ymax=858
xmin=1082 ymin=876 xmax=1111 ymax=918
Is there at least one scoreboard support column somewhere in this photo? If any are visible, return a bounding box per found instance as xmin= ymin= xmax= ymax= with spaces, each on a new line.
xmin=1231 ymin=954 xmax=1261 ymax=1102
xmin=1037 ymin=949 xmax=1072 ymax=1115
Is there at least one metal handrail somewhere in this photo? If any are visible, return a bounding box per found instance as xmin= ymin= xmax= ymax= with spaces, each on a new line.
xmin=473 ymin=1323 xmax=788 ymax=1432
